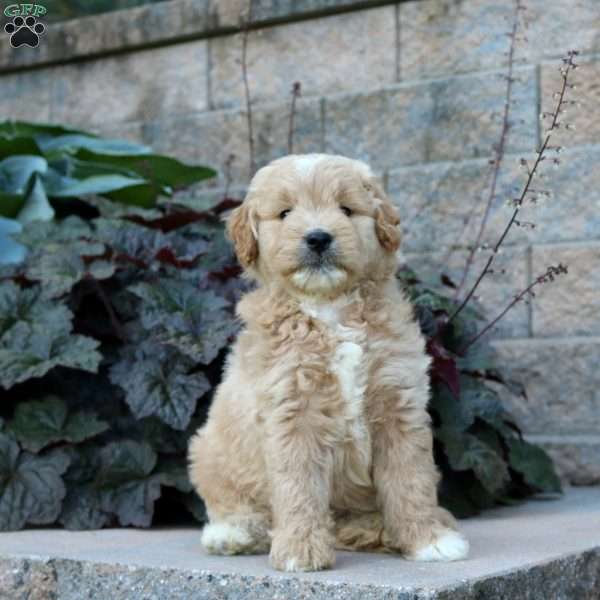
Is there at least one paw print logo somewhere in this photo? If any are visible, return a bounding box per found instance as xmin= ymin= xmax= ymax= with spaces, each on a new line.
xmin=4 ymin=16 xmax=45 ymax=48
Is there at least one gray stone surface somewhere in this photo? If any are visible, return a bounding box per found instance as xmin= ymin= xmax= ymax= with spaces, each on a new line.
xmin=0 ymin=0 xmax=211 ymax=73
xmin=388 ymin=145 xmax=600 ymax=251
xmin=541 ymin=54 xmax=600 ymax=149
xmin=491 ymin=336 xmax=600 ymax=435
xmin=210 ymin=6 xmax=396 ymax=109
xmin=0 ymin=0 xmax=394 ymax=73
xmin=531 ymin=242 xmax=600 ymax=337
xmin=399 ymin=0 xmax=514 ymax=80
xmin=399 ymin=0 xmax=600 ymax=81
xmin=146 ymin=97 xmax=323 ymax=185
xmin=0 ymin=488 xmax=599 ymax=599
xmin=518 ymin=0 xmax=600 ymax=65
xmin=50 ymin=41 xmax=209 ymax=127
xmin=388 ymin=157 xmax=520 ymax=253
xmin=528 ymin=435 xmax=600 ymax=486
xmin=324 ymin=67 xmax=537 ymax=171
xmin=0 ymin=71 xmax=51 ymax=122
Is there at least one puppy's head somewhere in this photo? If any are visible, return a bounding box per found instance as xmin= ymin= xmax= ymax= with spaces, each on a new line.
xmin=227 ymin=154 xmax=401 ymax=298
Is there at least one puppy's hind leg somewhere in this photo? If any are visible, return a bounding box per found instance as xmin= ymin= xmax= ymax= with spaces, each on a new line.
xmin=188 ymin=430 xmax=271 ymax=556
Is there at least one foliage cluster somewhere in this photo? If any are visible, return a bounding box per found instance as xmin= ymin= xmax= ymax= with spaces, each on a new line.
xmin=0 ymin=122 xmax=560 ymax=531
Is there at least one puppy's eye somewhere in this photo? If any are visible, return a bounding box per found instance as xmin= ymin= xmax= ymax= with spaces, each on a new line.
xmin=279 ymin=209 xmax=291 ymax=220
xmin=341 ymin=206 xmax=353 ymax=217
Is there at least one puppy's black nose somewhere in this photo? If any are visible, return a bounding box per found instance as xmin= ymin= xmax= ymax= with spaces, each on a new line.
xmin=304 ymin=229 xmax=333 ymax=254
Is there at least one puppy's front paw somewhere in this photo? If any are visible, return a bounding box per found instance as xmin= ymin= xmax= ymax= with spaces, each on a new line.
xmin=408 ymin=529 xmax=469 ymax=562
xmin=269 ymin=528 xmax=335 ymax=572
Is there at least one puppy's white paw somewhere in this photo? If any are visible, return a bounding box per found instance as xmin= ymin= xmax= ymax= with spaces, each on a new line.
xmin=201 ymin=522 xmax=253 ymax=555
xmin=410 ymin=530 xmax=469 ymax=562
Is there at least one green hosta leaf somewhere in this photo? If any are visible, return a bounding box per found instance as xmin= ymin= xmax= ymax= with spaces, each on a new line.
xmin=437 ymin=427 xmax=510 ymax=495
xmin=17 ymin=173 xmax=55 ymax=224
xmin=506 ymin=437 xmax=562 ymax=494
xmin=106 ymin=182 xmax=164 ymax=208
xmin=0 ymin=134 xmax=43 ymax=160
xmin=110 ymin=344 xmax=210 ymax=430
xmin=130 ymin=279 xmax=235 ymax=364
xmin=0 ymin=121 xmax=86 ymax=140
xmin=0 ymin=191 xmax=24 ymax=218
xmin=50 ymin=174 xmax=148 ymax=198
xmin=0 ymin=321 xmax=101 ymax=389
xmin=38 ymin=135 xmax=152 ymax=157
xmin=0 ymin=155 xmax=48 ymax=194
xmin=0 ymin=433 xmax=70 ymax=530
xmin=9 ymin=396 xmax=109 ymax=453
xmin=25 ymin=240 xmax=111 ymax=298
xmin=76 ymin=149 xmax=216 ymax=189
xmin=96 ymin=440 xmax=161 ymax=527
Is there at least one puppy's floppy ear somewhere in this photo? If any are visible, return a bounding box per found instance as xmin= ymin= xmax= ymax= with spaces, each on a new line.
xmin=226 ymin=203 xmax=258 ymax=267
xmin=363 ymin=178 xmax=401 ymax=253
xmin=375 ymin=200 xmax=401 ymax=252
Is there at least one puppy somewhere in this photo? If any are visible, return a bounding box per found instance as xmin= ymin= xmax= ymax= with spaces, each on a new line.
xmin=188 ymin=154 xmax=468 ymax=572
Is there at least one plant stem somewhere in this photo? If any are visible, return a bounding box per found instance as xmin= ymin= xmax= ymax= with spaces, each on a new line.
xmin=453 ymin=0 xmax=521 ymax=299
xmin=448 ymin=50 xmax=578 ymax=324
xmin=90 ymin=276 xmax=127 ymax=342
xmin=241 ymin=1 xmax=256 ymax=179
xmin=287 ymin=82 xmax=301 ymax=154
xmin=461 ymin=264 xmax=568 ymax=351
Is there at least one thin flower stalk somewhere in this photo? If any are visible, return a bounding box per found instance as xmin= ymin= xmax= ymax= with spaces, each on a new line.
xmin=461 ymin=264 xmax=568 ymax=351
xmin=241 ymin=1 xmax=256 ymax=179
xmin=287 ymin=81 xmax=302 ymax=154
xmin=448 ymin=50 xmax=579 ymax=324
xmin=453 ymin=0 xmax=523 ymax=298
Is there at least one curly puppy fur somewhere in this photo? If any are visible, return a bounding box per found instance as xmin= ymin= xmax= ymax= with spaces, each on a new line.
xmin=188 ymin=154 xmax=469 ymax=572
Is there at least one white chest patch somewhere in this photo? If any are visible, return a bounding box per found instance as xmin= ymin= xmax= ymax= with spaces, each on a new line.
xmin=300 ymin=297 xmax=372 ymax=487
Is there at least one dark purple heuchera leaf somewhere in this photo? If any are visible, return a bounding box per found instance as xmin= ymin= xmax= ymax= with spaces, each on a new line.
xmin=61 ymin=440 xmax=165 ymax=529
xmin=0 ymin=433 xmax=71 ymax=530
xmin=129 ymin=279 xmax=238 ymax=365
xmin=110 ymin=343 xmax=210 ymax=430
xmin=96 ymin=441 xmax=162 ymax=527
xmin=9 ymin=396 xmax=108 ymax=453
xmin=436 ymin=428 xmax=510 ymax=496
xmin=0 ymin=320 xmax=101 ymax=390
xmin=427 ymin=339 xmax=460 ymax=398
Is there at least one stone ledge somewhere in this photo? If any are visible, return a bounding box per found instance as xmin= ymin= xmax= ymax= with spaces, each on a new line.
xmin=1 ymin=488 xmax=599 ymax=599
xmin=0 ymin=0 xmax=399 ymax=74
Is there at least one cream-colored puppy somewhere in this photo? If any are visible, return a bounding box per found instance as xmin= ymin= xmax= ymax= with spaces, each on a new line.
xmin=188 ymin=154 xmax=468 ymax=572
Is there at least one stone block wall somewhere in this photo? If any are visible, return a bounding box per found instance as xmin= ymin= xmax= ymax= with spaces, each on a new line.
xmin=1 ymin=0 xmax=598 ymax=483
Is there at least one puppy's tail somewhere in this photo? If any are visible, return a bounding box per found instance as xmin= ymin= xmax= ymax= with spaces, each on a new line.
xmin=334 ymin=511 xmax=390 ymax=553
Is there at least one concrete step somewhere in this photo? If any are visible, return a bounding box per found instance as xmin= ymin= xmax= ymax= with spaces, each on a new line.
xmin=1 ymin=487 xmax=599 ymax=600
